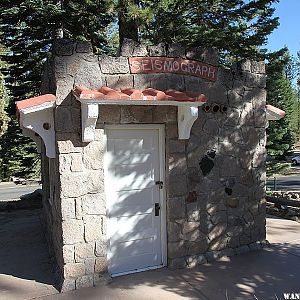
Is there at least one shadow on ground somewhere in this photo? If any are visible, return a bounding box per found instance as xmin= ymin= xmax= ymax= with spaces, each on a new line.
xmin=0 ymin=209 xmax=58 ymax=300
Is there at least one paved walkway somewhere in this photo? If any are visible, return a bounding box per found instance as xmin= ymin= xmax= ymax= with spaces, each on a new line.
xmin=0 ymin=211 xmax=299 ymax=300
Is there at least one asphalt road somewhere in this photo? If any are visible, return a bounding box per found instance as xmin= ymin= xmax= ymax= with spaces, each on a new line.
xmin=267 ymin=175 xmax=300 ymax=191
xmin=0 ymin=182 xmax=41 ymax=201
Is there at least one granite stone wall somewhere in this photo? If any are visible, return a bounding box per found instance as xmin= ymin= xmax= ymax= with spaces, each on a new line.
xmin=41 ymin=39 xmax=267 ymax=291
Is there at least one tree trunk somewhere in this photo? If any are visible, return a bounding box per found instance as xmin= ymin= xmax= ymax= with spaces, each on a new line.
xmin=118 ymin=0 xmax=139 ymax=46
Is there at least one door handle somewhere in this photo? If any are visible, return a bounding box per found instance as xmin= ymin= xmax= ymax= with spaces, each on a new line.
xmin=155 ymin=181 xmax=163 ymax=189
xmin=155 ymin=203 xmax=160 ymax=216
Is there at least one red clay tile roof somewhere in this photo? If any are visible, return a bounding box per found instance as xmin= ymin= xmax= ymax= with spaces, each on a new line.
xmin=266 ymin=104 xmax=285 ymax=118
xmin=73 ymin=86 xmax=207 ymax=103
xmin=16 ymin=94 xmax=56 ymax=111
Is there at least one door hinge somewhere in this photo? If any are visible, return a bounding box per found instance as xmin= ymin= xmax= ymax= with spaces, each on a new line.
xmin=155 ymin=181 xmax=163 ymax=189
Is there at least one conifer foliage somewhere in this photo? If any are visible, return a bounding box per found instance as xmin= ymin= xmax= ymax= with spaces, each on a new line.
xmin=0 ymin=0 xmax=289 ymax=180
xmin=266 ymin=49 xmax=300 ymax=157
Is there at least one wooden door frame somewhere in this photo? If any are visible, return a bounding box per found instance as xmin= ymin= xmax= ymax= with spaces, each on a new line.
xmin=103 ymin=124 xmax=167 ymax=276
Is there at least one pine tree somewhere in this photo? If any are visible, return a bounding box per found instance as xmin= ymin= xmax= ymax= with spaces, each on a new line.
xmin=0 ymin=0 xmax=113 ymax=180
xmin=139 ymin=0 xmax=279 ymax=61
xmin=266 ymin=49 xmax=300 ymax=157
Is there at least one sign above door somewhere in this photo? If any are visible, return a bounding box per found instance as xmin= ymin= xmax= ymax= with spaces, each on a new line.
xmin=129 ymin=57 xmax=218 ymax=81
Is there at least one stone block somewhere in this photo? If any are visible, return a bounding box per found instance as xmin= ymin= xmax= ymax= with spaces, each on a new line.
xmin=95 ymin=257 xmax=108 ymax=273
xmin=205 ymin=251 xmax=221 ymax=262
xmin=85 ymin=258 xmax=96 ymax=275
xmin=76 ymin=275 xmax=94 ymax=289
xmin=187 ymin=240 xmax=209 ymax=255
xmin=251 ymin=61 xmax=265 ymax=74
xmin=75 ymin=198 xmax=83 ymax=220
xmin=166 ymin=124 xmax=178 ymax=139
xmin=133 ymin=74 xmax=153 ymax=89
xmin=244 ymin=72 xmax=266 ymax=88
xmin=168 ymin=140 xmax=186 ymax=154
xmin=168 ymin=240 xmax=187 ymax=258
xmin=53 ymin=39 xmax=75 ymax=56
xmin=120 ymin=106 xmax=153 ymax=123
xmin=119 ymin=38 xmax=136 ymax=56
xmin=60 ymin=173 xmax=88 ymax=198
xmin=186 ymin=47 xmax=218 ymax=65
xmin=105 ymin=74 xmax=134 ymax=89
xmin=168 ymin=174 xmax=187 ymax=197
xmin=95 ymin=238 xmax=108 ymax=257
xmin=55 ymin=107 xmax=73 ymax=133
xmin=210 ymin=211 xmax=227 ymax=225
xmin=57 ymin=133 xmax=83 ymax=155
xmin=76 ymin=42 xmax=93 ymax=54
xmin=86 ymin=170 xmax=104 ymax=194
xmin=168 ymin=258 xmax=186 ymax=269
xmin=62 ymin=219 xmax=84 ymax=244
xmin=217 ymin=68 xmax=233 ymax=89
xmin=61 ymin=198 xmax=76 ymax=220
xmin=59 ymin=154 xmax=71 ymax=174
xmin=167 ymin=222 xmax=182 ymax=242
xmin=254 ymin=108 xmax=266 ymax=128
xmin=70 ymin=153 xmax=84 ymax=172
xmin=168 ymin=153 xmax=187 ymax=176
xmin=153 ymin=106 xmax=177 ymax=123
xmin=182 ymin=222 xmax=204 ymax=242
xmin=151 ymin=74 xmax=168 ymax=90
xmin=209 ymin=235 xmax=228 ymax=251
xmin=75 ymin=243 xmax=95 ymax=262
xmin=81 ymin=193 xmax=106 ymax=215
xmin=167 ymin=43 xmax=186 ymax=58
xmin=148 ymin=43 xmax=166 ymax=56
xmin=133 ymin=43 xmax=148 ymax=56
xmin=208 ymin=223 xmax=227 ymax=241
xmin=97 ymin=105 xmax=121 ymax=123
xmin=203 ymin=118 xmax=219 ymax=135
xmin=64 ymin=262 xmax=85 ymax=278
xmin=185 ymin=76 xmax=202 ymax=93
xmin=186 ymin=202 xmax=200 ymax=222
xmin=63 ymin=245 xmax=75 ymax=263
xmin=167 ymin=197 xmax=186 ymax=220
xmin=61 ymin=278 xmax=76 ymax=292
xmin=166 ymin=74 xmax=185 ymax=91
xmin=94 ymin=273 xmax=112 ymax=286
xmin=227 ymin=90 xmax=243 ymax=108
xmin=84 ymin=215 xmax=104 ymax=242
xmin=99 ymin=56 xmax=129 ymax=74
xmin=74 ymin=59 xmax=104 ymax=89
xmin=83 ymin=140 xmax=105 ymax=170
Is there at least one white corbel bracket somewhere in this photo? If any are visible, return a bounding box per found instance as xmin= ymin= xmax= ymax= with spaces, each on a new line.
xmin=75 ymin=98 xmax=202 ymax=142
xmin=81 ymin=102 xmax=99 ymax=142
xmin=178 ymin=106 xmax=199 ymax=139
xmin=21 ymin=128 xmax=42 ymax=153
xmin=19 ymin=101 xmax=56 ymax=158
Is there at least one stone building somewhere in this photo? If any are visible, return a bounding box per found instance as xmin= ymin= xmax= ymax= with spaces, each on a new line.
xmin=16 ymin=39 xmax=284 ymax=291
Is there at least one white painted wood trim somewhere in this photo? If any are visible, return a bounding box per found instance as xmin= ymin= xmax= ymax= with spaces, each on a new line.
xmin=21 ymin=128 xmax=42 ymax=153
xmin=104 ymin=124 xmax=167 ymax=275
xmin=177 ymin=105 xmax=199 ymax=139
xmin=81 ymin=102 xmax=99 ymax=142
xmin=19 ymin=103 xmax=56 ymax=158
xmin=76 ymin=96 xmax=204 ymax=142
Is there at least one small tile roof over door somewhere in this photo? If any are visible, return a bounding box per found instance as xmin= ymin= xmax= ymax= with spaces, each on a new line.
xmin=73 ymin=86 xmax=207 ymax=103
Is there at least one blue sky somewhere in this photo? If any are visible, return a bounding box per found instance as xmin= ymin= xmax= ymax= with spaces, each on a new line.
xmin=267 ymin=0 xmax=300 ymax=57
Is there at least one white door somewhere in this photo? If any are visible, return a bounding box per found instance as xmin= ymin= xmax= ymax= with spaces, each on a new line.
xmin=105 ymin=125 xmax=165 ymax=276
